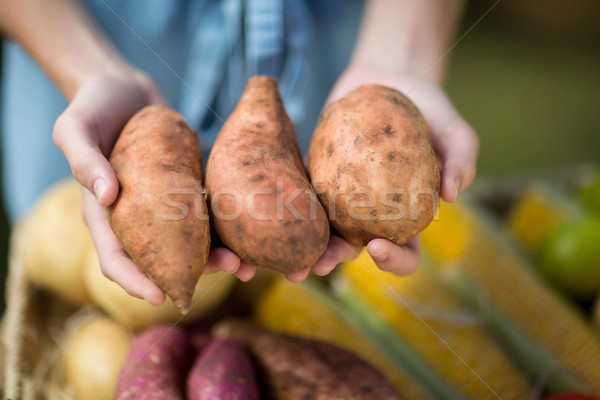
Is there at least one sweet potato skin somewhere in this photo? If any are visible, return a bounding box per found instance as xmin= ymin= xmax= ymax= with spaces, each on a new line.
xmin=214 ymin=320 xmax=400 ymax=400
xmin=187 ymin=338 xmax=260 ymax=400
xmin=206 ymin=76 xmax=329 ymax=273
xmin=308 ymin=85 xmax=440 ymax=246
xmin=115 ymin=325 xmax=191 ymax=400
xmin=108 ymin=104 xmax=210 ymax=313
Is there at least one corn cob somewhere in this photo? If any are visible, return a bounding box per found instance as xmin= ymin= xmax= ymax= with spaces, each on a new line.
xmin=253 ymin=278 xmax=433 ymax=399
xmin=506 ymin=184 xmax=583 ymax=255
xmin=421 ymin=199 xmax=600 ymax=395
xmin=337 ymin=250 xmax=531 ymax=400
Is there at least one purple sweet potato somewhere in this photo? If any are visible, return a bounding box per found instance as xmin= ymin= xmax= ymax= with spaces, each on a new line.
xmin=187 ymin=338 xmax=259 ymax=400
xmin=115 ymin=325 xmax=192 ymax=400
xmin=214 ymin=320 xmax=401 ymax=400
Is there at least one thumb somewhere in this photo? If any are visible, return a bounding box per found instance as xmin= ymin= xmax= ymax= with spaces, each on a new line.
xmin=430 ymin=116 xmax=478 ymax=203
xmin=53 ymin=111 xmax=119 ymax=207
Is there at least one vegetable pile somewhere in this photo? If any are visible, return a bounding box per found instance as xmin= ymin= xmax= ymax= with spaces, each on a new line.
xmin=112 ymin=320 xmax=397 ymax=400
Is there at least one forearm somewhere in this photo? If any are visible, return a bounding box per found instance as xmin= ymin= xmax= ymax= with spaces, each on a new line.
xmin=351 ymin=0 xmax=466 ymax=84
xmin=0 ymin=0 xmax=128 ymax=100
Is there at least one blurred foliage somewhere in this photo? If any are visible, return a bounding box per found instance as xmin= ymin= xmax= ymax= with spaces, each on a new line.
xmin=447 ymin=0 xmax=600 ymax=175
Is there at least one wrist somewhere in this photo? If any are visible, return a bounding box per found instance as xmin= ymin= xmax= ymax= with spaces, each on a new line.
xmin=343 ymin=60 xmax=443 ymax=89
xmin=350 ymin=0 xmax=466 ymax=86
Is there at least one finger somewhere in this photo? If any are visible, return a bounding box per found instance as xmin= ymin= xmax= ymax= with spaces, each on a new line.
xmin=430 ymin=117 xmax=479 ymax=203
xmin=82 ymin=189 xmax=166 ymax=305
xmin=203 ymin=247 xmax=240 ymax=275
xmin=53 ymin=111 xmax=119 ymax=207
xmin=366 ymin=238 xmax=420 ymax=276
xmin=285 ymin=268 xmax=311 ymax=283
xmin=234 ymin=261 xmax=256 ymax=282
xmin=312 ymin=235 xmax=361 ymax=276
xmin=131 ymin=71 xmax=168 ymax=105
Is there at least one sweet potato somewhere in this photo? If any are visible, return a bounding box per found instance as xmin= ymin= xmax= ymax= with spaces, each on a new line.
xmin=115 ymin=325 xmax=191 ymax=400
xmin=187 ymin=338 xmax=259 ymax=400
xmin=108 ymin=105 xmax=210 ymax=313
xmin=307 ymin=85 xmax=440 ymax=246
xmin=214 ymin=320 xmax=400 ymax=400
xmin=205 ymin=76 xmax=329 ymax=273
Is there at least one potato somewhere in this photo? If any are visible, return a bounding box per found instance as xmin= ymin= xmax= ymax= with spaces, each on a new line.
xmin=84 ymin=246 xmax=236 ymax=332
xmin=63 ymin=316 xmax=132 ymax=400
xmin=206 ymin=76 xmax=329 ymax=273
xmin=307 ymin=84 xmax=440 ymax=246
xmin=108 ymin=105 xmax=210 ymax=313
xmin=19 ymin=179 xmax=92 ymax=305
xmin=214 ymin=320 xmax=400 ymax=399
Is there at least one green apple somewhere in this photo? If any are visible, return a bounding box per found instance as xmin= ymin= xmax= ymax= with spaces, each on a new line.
xmin=538 ymin=217 xmax=600 ymax=300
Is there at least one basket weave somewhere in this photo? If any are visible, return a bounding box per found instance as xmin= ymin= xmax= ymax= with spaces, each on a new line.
xmin=2 ymin=225 xmax=78 ymax=400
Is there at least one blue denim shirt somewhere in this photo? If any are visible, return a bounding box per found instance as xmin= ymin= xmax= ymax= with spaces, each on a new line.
xmin=1 ymin=0 xmax=363 ymax=221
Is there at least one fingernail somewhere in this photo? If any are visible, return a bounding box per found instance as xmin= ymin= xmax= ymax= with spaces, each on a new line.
xmin=370 ymin=252 xmax=388 ymax=262
xmin=93 ymin=178 xmax=107 ymax=203
xmin=454 ymin=178 xmax=461 ymax=200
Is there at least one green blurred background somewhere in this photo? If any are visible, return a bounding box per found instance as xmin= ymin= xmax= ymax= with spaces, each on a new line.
xmin=0 ymin=0 xmax=599 ymax=311
xmin=450 ymin=0 xmax=600 ymax=175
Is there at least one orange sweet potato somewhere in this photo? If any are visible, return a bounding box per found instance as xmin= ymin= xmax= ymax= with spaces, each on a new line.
xmin=308 ymin=85 xmax=440 ymax=246
xmin=205 ymin=76 xmax=329 ymax=273
xmin=108 ymin=105 xmax=210 ymax=313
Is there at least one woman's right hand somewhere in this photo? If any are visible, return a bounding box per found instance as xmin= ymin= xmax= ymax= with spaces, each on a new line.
xmin=53 ymin=70 xmax=255 ymax=305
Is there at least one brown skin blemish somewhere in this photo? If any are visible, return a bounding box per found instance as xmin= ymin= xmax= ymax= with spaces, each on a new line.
xmin=392 ymin=193 xmax=402 ymax=203
xmin=235 ymin=222 xmax=245 ymax=239
xmin=387 ymin=151 xmax=408 ymax=163
xmin=251 ymin=174 xmax=268 ymax=182
xmin=383 ymin=125 xmax=396 ymax=137
xmin=271 ymin=151 xmax=287 ymax=160
xmin=385 ymin=95 xmax=402 ymax=106
xmin=326 ymin=143 xmax=334 ymax=156
xmin=170 ymin=119 xmax=189 ymax=132
xmin=161 ymin=163 xmax=182 ymax=173
xmin=256 ymin=122 xmax=266 ymax=129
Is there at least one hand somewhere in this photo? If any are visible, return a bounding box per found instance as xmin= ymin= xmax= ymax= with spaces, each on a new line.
xmin=307 ymin=62 xmax=479 ymax=276
xmin=54 ymin=69 xmax=255 ymax=305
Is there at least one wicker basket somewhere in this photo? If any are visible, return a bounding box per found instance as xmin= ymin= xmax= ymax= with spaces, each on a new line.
xmin=2 ymin=225 xmax=79 ymax=400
